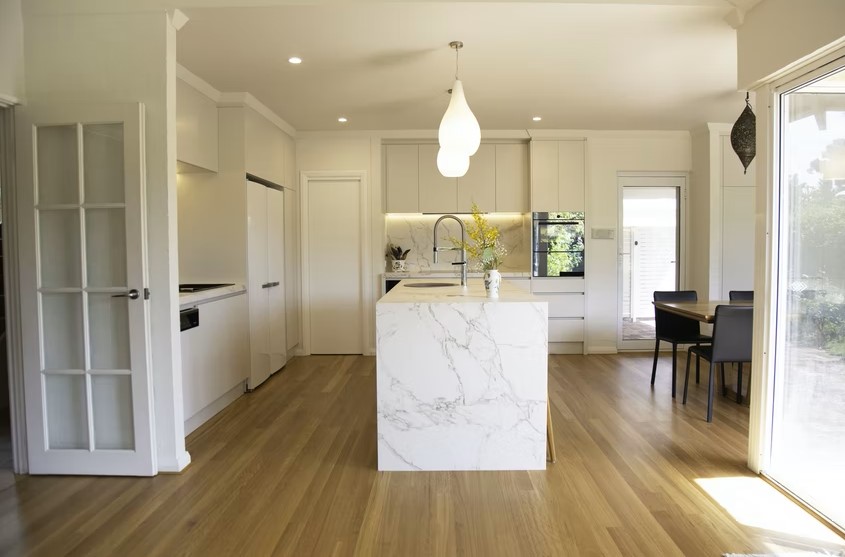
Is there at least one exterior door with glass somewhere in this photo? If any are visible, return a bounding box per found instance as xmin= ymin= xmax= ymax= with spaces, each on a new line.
xmin=16 ymin=103 xmax=155 ymax=475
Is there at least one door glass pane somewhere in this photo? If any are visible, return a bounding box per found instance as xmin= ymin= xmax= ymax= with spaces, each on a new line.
xmin=85 ymin=208 xmax=126 ymax=287
xmin=771 ymin=67 xmax=845 ymax=529
xmin=45 ymin=374 xmax=88 ymax=449
xmin=39 ymin=209 xmax=81 ymax=288
xmin=42 ymin=293 xmax=84 ymax=370
xmin=83 ymin=123 xmax=124 ymax=204
xmin=36 ymin=125 xmax=79 ymax=205
xmin=92 ymin=375 xmax=134 ymax=450
xmin=88 ymin=294 xmax=130 ymax=370
xmin=621 ymin=187 xmax=679 ymax=341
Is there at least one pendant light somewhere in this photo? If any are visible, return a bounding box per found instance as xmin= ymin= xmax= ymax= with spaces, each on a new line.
xmin=437 ymin=41 xmax=480 ymax=178
xmin=730 ymin=93 xmax=756 ymax=174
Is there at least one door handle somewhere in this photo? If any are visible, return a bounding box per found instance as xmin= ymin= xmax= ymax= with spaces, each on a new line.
xmin=262 ymin=281 xmax=280 ymax=289
xmin=112 ymin=289 xmax=140 ymax=300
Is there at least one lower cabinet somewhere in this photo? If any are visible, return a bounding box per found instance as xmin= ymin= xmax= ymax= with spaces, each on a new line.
xmin=531 ymin=277 xmax=585 ymax=354
xmin=247 ymin=180 xmax=288 ymax=389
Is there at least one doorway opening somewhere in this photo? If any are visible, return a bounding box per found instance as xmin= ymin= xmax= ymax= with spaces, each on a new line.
xmin=618 ymin=175 xmax=686 ymax=350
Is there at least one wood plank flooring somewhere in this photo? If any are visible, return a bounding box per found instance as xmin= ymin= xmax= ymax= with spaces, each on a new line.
xmin=1 ymin=353 xmax=843 ymax=556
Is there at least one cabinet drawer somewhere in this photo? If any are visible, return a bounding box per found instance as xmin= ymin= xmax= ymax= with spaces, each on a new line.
xmin=531 ymin=277 xmax=585 ymax=293
xmin=549 ymin=318 xmax=584 ymax=342
xmin=534 ymin=293 xmax=584 ymax=318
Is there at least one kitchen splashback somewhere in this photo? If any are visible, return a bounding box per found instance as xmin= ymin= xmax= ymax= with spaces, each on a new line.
xmin=385 ymin=214 xmax=531 ymax=273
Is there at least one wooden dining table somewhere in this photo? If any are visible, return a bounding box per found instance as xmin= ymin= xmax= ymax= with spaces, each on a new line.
xmin=653 ymin=300 xmax=753 ymax=323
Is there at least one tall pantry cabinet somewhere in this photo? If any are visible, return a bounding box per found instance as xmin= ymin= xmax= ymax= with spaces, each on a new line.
xmin=246 ymin=182 xmax=288 ymax=389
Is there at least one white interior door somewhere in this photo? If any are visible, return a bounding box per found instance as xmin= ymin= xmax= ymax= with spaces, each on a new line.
xmin=307 ymin=179 xmax=362 ymax=354
xmin=267 ymin=187 xmax=287 ymax=372
xmin=17 ymin=103 xmax=155 ymax=475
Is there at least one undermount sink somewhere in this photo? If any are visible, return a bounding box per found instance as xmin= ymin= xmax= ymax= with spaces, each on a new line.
xmin=403 ymin=282 xmax=456 ymax=288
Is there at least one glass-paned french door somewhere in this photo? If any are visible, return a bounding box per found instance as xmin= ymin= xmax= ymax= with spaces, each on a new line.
xmin=18 ymin=103 xmax=155 ymax=475
xmin=770 ymin=64 xmax=845 ymax=529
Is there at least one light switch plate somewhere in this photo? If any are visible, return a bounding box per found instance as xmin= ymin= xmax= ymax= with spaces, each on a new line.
xmin=591 ymin=227 xmax=616 ymax=240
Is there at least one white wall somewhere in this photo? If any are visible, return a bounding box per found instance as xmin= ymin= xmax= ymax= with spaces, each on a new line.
xmin=690 ymin=126 xmax=712 ymax=300
xmin=0 ymin=0 xmax=25 ymax=103
xmin=22 ymin=11 xmax=189 ymax=472
xmin=296 ymin=134 xmax=383 ymax=354
xmin=738 ymin=0 xmax=845 ymax=88
xmin=584 ymin=131 xmax=691 ymax=353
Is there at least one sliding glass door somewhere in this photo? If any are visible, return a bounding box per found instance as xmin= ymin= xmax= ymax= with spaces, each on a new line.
xmin=770 ymin=65 xmax=845 ymax=529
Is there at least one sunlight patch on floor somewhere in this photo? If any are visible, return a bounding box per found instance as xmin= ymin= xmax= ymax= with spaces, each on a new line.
xmin=696 ymin=477 xmax=845 ymax=547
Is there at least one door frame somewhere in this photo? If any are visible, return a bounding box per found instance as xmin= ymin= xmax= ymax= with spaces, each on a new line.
xmin=616 ymin=173 xmax=689 ymax=351
xmin=299 ymin=171 xmax=371 ymax=356
xmin=0 ymin=106 xmax=28 ymax=473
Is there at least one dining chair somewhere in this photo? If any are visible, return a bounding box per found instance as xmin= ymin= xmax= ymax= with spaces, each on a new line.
xmin=652 ymin=291 xmax=712 ymax=398
xmin=682 ymin=304 xmax=753 ymax=422
xmin=728 ymin=290 xmax=754 ymax=401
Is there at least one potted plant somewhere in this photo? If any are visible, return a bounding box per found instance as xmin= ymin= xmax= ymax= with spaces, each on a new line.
xmin=386 ymin=243 xmax=410 ymax=272
xmin=454 ymin=203 xmax=507 ymax=297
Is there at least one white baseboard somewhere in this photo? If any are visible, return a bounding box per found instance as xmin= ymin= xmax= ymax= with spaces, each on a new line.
xmin=184 ymin=382 xmax=245 ymax=436
xmin=158 ymin=450 xmax=192 ymax=473
xmin=586 ymin=345 xmax=619 ymax=354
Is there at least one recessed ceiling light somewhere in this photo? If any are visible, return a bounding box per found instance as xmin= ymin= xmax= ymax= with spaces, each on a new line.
xmin=288 ymin=57 xmax=302 ymax=64
xmin=338 ymin=117 xmax=348 ymax=123
xmin=532 ymin=116 xmax=542 ymax=122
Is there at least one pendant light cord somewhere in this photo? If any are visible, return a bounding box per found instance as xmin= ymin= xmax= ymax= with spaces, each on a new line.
xmin=455 ymin=46 xmax=460 ymax=80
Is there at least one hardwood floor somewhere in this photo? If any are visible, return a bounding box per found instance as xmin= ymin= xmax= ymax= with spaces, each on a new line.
xmin=0 ymin=353 xmax=843 ymax=556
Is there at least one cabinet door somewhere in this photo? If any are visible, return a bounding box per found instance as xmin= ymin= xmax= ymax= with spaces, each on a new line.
xmin=384 ymin=144 xmax=419 ymax=213
xmin=495 ymin=143 xmax=529 ymax=212
xmin=531 ymin=140 xmax=559 ymax=211
xmin=267 ymin=188 xmax=287 ymax=372
xmin=246 ymin=181 xmax=271 ymax=389
xmin=721 ymin=186 xmax=755 ymax=299
xmin=457 ymin=143 xmax=495 ymax=212
xmin=558 ymin=140 xmax=585 ymax=212
xmin=245 ymin=108 xmax=286 ymax=186
xmin=419 ymin=144 xmax=457 ymax=213
xmin=284 ymin=189 xmax=300 ymax=351
xmin=176 ymin=79 xmax=218 ymax=172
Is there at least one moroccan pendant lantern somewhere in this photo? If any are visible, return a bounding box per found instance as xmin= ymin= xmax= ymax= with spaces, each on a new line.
xmin=730 ymin=92 xmax=756 ymax=174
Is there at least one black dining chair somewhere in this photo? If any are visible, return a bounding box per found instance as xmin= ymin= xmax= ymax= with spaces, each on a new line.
xmin=652 ymin=291 xmax=712 ymax=398
xmin=683 ymin=304 xmax=753 ymax=422
xmin=728 ymin=290 xmax=754 ymax=401
xmin=729 ymin=290 xmax=754 ymax=301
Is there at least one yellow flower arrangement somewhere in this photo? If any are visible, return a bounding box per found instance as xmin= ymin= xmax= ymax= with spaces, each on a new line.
xmin=452 ymin=203 xmax=507 ymax=271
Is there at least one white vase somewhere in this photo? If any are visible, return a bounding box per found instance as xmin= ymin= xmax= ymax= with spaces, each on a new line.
xmin=484 ymin=269 xmax=501 ymax=298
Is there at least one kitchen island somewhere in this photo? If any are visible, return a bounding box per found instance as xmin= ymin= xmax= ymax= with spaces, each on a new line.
xmin=376 ymin=279 xmax=548 ymax=471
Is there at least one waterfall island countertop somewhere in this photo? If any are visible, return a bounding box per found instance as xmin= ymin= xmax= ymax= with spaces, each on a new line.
xmin=376 ymin=279 xmax=549 ymax=471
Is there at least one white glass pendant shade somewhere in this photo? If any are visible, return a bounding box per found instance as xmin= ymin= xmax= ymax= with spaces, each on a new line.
xmin=437 ymin=147 xmax=469 ymax=178
xmin=438 ymin=80 xmax=481 ymax=157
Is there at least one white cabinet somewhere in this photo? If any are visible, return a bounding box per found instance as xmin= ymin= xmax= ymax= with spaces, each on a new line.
xmin=530 ymin=139 xmax=586 ymax=211
xmin=457 ymin=144 xmax=496 ymax=212
xmin=495 ymin=143 xmax=529 ymax=212
xmin=176 ymin=78 xmax=218 ymax=172
xmin=384 ymin=142 xmax=529 ymax=213
xmin=245 ymin=107 xmax=287 ymax=187
xmin=531 ymin=277 xmax=585 ymax=354
xmin=419 ymin=144 xmax=456 ymax=213
xmin=385 ymin=144 xmax=419 ymax=213
xmin=284 ymin=188 xmax=301 ymax=351
xmin=247 ymin=181 xmax=287 ymax=389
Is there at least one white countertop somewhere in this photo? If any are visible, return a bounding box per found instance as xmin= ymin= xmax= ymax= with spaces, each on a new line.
xmin=179 ymin=283 xmax=246 ymax=309
xmin=383 ymin=270 xmax=531 ymax=279
xmin=378 ymin=278 xmax=541 ymax=304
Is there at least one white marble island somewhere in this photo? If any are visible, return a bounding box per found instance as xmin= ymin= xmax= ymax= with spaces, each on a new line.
xmin=376 ymin=279 xmax=548 ymax=471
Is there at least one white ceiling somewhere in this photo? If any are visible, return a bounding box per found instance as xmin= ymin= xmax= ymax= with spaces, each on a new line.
xmin=177 ymin=2 xmax=750 ymax=132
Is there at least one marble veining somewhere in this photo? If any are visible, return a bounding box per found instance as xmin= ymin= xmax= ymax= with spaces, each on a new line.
xmin=376 ymin=280 xmax=548 ymax=471
xmin=385 ymin=214 xmax=530 ymax=273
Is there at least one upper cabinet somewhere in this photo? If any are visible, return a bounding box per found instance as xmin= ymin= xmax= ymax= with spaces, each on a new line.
xmin=245 ymin=107 xmax=288 ymax=187
xmin=176 ymin=78 xmax=219 ymax=172
xmin=530 ymin=139 xmax=586 ymax=212
xmin=384 ymin=142 xmax=529 ymax=213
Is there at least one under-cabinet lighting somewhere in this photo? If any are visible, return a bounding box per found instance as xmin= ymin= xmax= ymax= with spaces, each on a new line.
xmin=338 ymin=116 xmax=348 ymax=123
xmin=532 ymin=116 xmax=542 ymax=122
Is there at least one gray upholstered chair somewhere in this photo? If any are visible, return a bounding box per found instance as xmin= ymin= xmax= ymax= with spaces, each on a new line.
xmin=652 ymin=291 xmax=712 ymax=398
